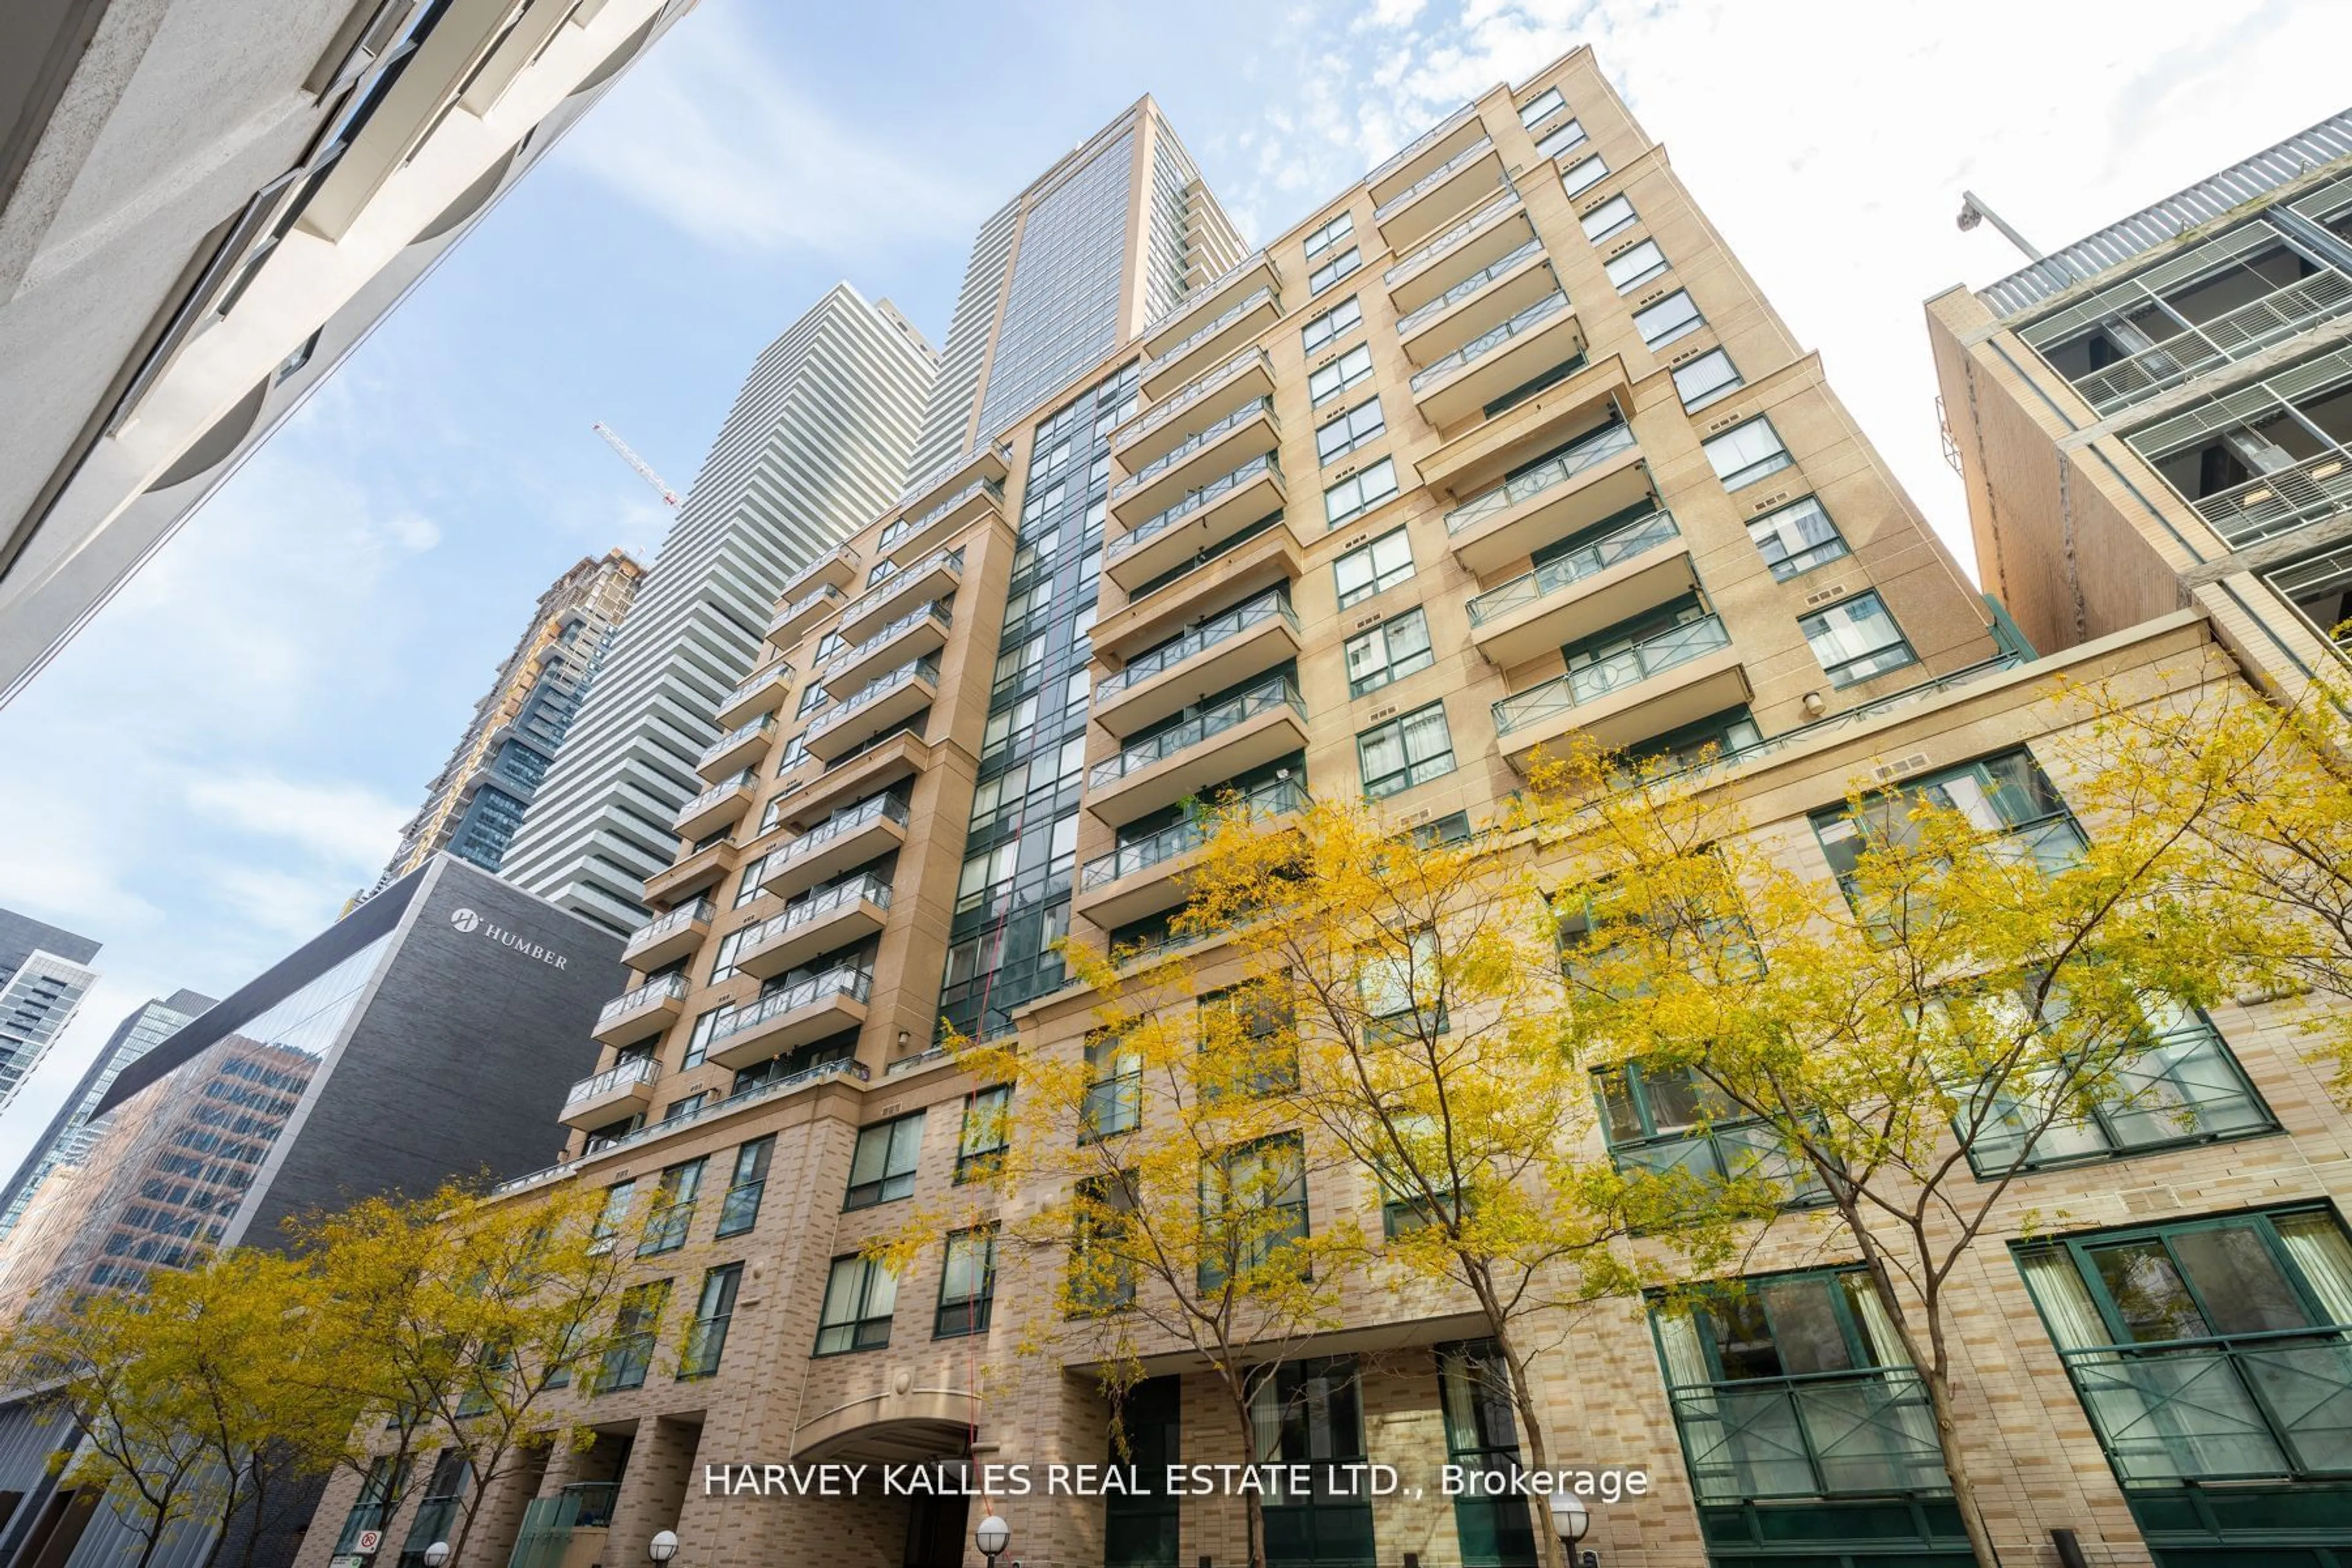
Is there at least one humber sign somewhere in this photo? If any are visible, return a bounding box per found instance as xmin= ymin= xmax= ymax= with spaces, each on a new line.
xmin=448 ymin=907 xmax=570 ymax=970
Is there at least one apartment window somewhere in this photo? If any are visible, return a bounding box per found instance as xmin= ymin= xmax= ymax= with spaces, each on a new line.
xmin=1359 ymin=702 xmax=1456 ymax=798
xmin=1746 ymin=496 xmax=1849 ymax=579
xmin=1411 ymin=812 xmax=1473 ymax=848
xmin=1359 ymin=927 xmax=1445 ymax=1036
xmin=678 ymin=1263 xmax=741 ymax=1379
xmin=715 ymin=1136 xmax=772 ymax=1237
xmin=1005 ymin=576 xmax=1055 ymax=629
xmin=1324 ymin=458 xmax=1398 ymax=529
xmin=1814 ymin=751 xmax=2086 ymax=902
xmin=934 ymin=1226 xmax=998 ymax=1338
xmin=1559 ymin=154 xmax=1608 ymax=195
xmin=1335 ymin=527 xmax=1414 ymax=609
xmin=865 ymin=560 xmax=896 ymax=587
xmin=1374 ymin=1112 xmax=1461 ymax=1237
xmin=1800 ymin=590 xmax=1916 ymax=688
xmin=2016 ymin=1208 xmax=2352 ymax=1488
xmin=638 ymin=1158 xmax=704 ymax=1256
xmin=1703 ymin=417 xmax=1793 ymax=490
xmin=1596 ymin=1061 xmax=1825 ymax=1204
xmin=1518 ymin=86 xmax=1566 ymax=127
xmin=1534 ymin=118 xmax=1589 ymax=162
xmin=1082 ymin=1030 xmax=1141 ymax=1142
xmin=732 ymin=858 xmax=771 ymax=909
xmin=814 ymin=1255 xmax=897 ymax=1355
xmin=1634 ymin=289 xmax=1702 ymax=348
xmin=1302 ymin=295 xmax=1363 ymax=355
xmin=1309 ymin=247 xmax=1363 ymax=296
xmin=589 ymin=1180 xmax=635 ymax=1254
xmin=1673 ymin=348 xmax=1744 ymax=411
xmin=1605 ymin=239 xmax=1669 ymax=293
xmin=598 ymin=1280 xmax=670 ymax=1392
xmin=681 ymin=1006 xmax=726 ymax=1069
xmin=775 ymin=733 xmax=810 ymax=774
xmin=794 ymin=683 xmax=828 ymax=719
xmin=707 ymin=926 xmax=753 ymax=984
xmin=1581 ymin=195 xmax=1637 ymax=244
xmin=1315 ymin=398 xmax=1386 ymax=466
xmin=1310 ymin=343 xmax=1374 ymax=407
xmin=1304 ymin=209 xmax=1354 ymax=260
xmin=1198 ymin=982 xmax=1297 ymax=1099
xmin=957 ymin=1084 xmax=1012 ymax=1182
xmin=1344 ymin=607 xmax=1434 ymax=697
xmin=845 ymin=1112 xmax=924 ymax=1209
xmin=1072 ymin=1172 xmax=1139 ymax=1312
xmin=1198 ymin=1131 xmax=1308 ymax=1292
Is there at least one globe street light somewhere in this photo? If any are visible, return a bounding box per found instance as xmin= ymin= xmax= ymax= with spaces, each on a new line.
xmin=421 ymin=1545 xmax=450 ymax=1568
xmin=973 ymin=1512 xmax=1010 ymax=1566
xmin=1547 ymin=1490 xmax=1589 ymax=1558
xmin=647 ymin=1532 xmax=679 ymax=1564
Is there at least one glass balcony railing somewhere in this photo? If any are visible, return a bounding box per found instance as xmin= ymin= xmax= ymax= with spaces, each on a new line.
xmin=1145 ymin=287 xmax=1275 ymax=380
xmin=1107 ymin=454 xmax=1282 ymax=564
xmin=597 ymin=972 xmax=687 ymax=1027
xmin=1117 ymin=349 xmax=1274 ymax=451
xmin=1374 ymin=134 xmax=1495 ymax=221
xmin=775 ymin=794 xmax=909 ymax=867
xmin=674 ymin=771 xmax=755 ymax=819
xmin=714 ymin=966 xmax=872 ymax=1042
xmin=1466 ymin=510 xmax=1678 ymax=627
xmin=1491 ymin=615 xmax=1731 ymax=734
xmin=777 ymin=545 xmax=858 ymax=605
xmin=1096 ymin=590 xmax=1297 ymax=702
xmin=1364 ymin=101 xmax=1478 ymax=192
xmin=1411 ymin=290 xmax=1572 ymax=397
xmin=1112 ymin=399 xmax=1276 ymax=500
xmin=2057 ymin=1325 xmax=2352 ymax=1483
xmin=840 ymin=546 xmax=962 ymax=627
xmin=1139 ymin=248 xmax=1272 ymax=343
xmin=892 ymin=441 xmax=1011 ymax=514
xmin=757 ymin=873 xmax=894 ymax=940
xmin=1395 ymin=238 xmax=1545 ymax=337
xmin=721 ymin=662 xmax=791 ymax=712
xmin=696 ymin=714 xmax=775 ymax=769
xmin=1667 ymin=1367 xmax=1947 ymax=1503
xmin=1089 ymin=674 xmax=1306 ymax=791
xmin=1384 ymin=191 xmax=1522 ymax=287
xmin=623 ymin=897 xmax=712 ymax=953
xmin=807 ymin=657 xmax=938 ymax=739
xmin=564 ymin=1054 xmax=658 ymax=1109
xmin=819 ymin=603 xmax=950 ymax=685
xmin=771 ymin=582 xmax=843 ymax=629
xmin=880 ymin=478 xmax=1000 ymax=553
xmin=1081 ymin=775 xmax=1310 ymax=889
xmin=1447 ymin=421 xmax=1638 ymax=537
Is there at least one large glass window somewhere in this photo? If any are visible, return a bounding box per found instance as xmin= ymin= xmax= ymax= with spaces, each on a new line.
xmin=1746 ymin=496 xmax=1849 ymax=579
xmin=1198 ymin=1131 xmax=1308 ymax=1291
xmin=1304 ymin=209 xmax=1354 ymax=260
xmin=679 ymin=1263 xmax=741 ymax=1379
xmin=1309 ymin=246 xmax=1363 ymax=295
xmin=1594 ymin=1062 xmax=1824 ymax=1205
xmin=715 ymin=1136 xmax=772 ymax=1237
xmin=845 ymin=1112 xmax=924 ymax=1209
xmin=1310 ymin=344 xmax=1374 ymax=407
xmin=1072 ymin=1172 xmax=1138 ymax=1313
xmin=1635 ymin=289 xmax=1703 ymax=348
xmin=1316 ymin=398 xmax=1387 ymax=466
xmin=1559 ymin=154 xmax=1608 ymax=195
xmin=1083 ymin=1030 xmax=1141 ymax=1142
xmin=1533 ymin=118 xmax=1588 ymax=161
xmin=1302 ymin=296 xmax=1363 ymax=355
xmin=957 ymin=1084 xmax=1012 ymax=1182
xmin=1324 ymin=458 xmax=1398 ymax=529
xmin=1517 ymin=86 xmax=1566 ymax=127
xmin=589 ymin=1179 xmax=635 ymax=1254
xmin=1335 ymin=528 xmax=1414 ymax=609
xmin=1251 ymin=1360 xmax=1376 ymax=1563
xmin=815 ymin=1255 xmax=897 ymax=1354
xmin=1438 ymin=1343 xmax=1537 ymax=1568
xmin=1800 ymin=590 xmax=1915 ymax=687
xmin=1359 ymin=702 xmax=1456 ymax=798
xmin=1344 ymin=607 xmax=1434 ymax=697
xmin=935 ymin=1226 xmax=998 ymax=1338
xmin=1581 ymin=194 xmax=1637 ymax=244
xmin=1815 ymin=750 xmax=2082 ymax=892
xmin=1606 ymin=239 xmax=1668 ymax=292
xmin=1672 ymin=348 xmax=1743 ymax=411
xmin=1359 ymin=927 xmax=1446 ymax=1036
xmin=637 ymin=1158 xmax=704 ymax=1256
xmin=599 ymin=1280 xmax=671 ymax=1392
xmin=1703 ymin=417 xmax=1793 ymax=490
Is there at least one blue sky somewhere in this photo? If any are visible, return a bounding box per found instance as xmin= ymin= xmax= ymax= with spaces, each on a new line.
xmin=0 ymin=0 xmax=2341 ymax=1174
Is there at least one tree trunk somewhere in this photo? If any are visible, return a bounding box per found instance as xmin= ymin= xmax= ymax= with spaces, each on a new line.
xmin=1221 ymin=1381 xmax=1268 ymax=1568
xmin=1921 ymin=1364 xmax=2003 ymax=1568
xmin=1852 ymin=1246 xmax=2000 ymax=1568
xmin=1490 ymin=1330 xmax=1569 ymax=1568
xmin=197 ymin=1474 xmax=244 ymax=1568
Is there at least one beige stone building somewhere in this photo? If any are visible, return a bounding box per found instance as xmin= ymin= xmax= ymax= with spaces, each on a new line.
xmin=298 ymin=55 xmax=2352 ymax=1568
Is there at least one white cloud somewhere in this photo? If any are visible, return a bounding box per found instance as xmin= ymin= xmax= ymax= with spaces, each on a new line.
xmin=388 ymin=513 xmax=443 ymax=552
xmin=183 ymin=771 xmax=412 ymax=872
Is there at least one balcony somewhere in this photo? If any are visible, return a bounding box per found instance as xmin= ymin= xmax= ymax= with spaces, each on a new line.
xmin=1385 ymin=192 xmax=1535 ymax=314
xmin=839 ymin=546 xmax=963 ymax=644
xmin=590 ymin=973 xmax=688 ymax=1047
xmin=1110 ymin=398 xmax=1280 ymax=526
xmin=1114 ymin=347 xmax=1277 ymax=472
xmin=1104 ymin=454 xmax=1286 ymax=595
xmin=1444 ymin=420 xmax=1651 ymax=575
xmin=703 ymin=968 xmax=872 ymax=1072
xmin=1666 ymin=1368 xmax=1947 ymax=1504
xmin=1373 ymin=133 xmax=1505 ymax=251
xmin=620 ymin=897 xmax=714 ymax=973
xmin=715 ymin=661 xmax=794 ymax=729
xmin=1095 ymin=527 xmax=1306 ymax=662
xmin=2056 ymin=1325 xmax=2352 ymax=1486
xmin=1491 ymin=614 xmax=1747 ymax=767
xmin=1140 ymin=250 xmax=1281 ymax=363
xmin=1396 ymin=242 xmax=1554 ymax=366
xmin=1365 ymin=101 xmax=1483 ymax=209
xmin=767 ymin=729 xmax=930 ymax=834
xmin=777 ymin=544 xmax=861 ymax=605
xmin=640 ymin=841 xmax=735 ymax=906
xmin=893 ymin=440 xmax=1012 ymax=519
xmin=759 ymin=794 xmax=910 ymax=900
xmin=1466 ymin=511 xmax=1693 ymax=667
xmin=695 ymin=714 xmax=776 ymax=780
xmin=1410 ymin=290 xmax=1583 ymax=429
xmin=880 ymin=478 xmax=1002 ymax=566
xmin=1086 ymin=674 xmax=1309 ymax=827
xmin=1140 ymin=287 xmax=1283 ymax=401
xmin=557 ymin=1055 xmax=660 ymax=1131
xmin=1093 ymin=589 xmax=1301 ymax=739
xmin=735 ymin=874 xmax=894 ymax=980
xmin=818 ymin=603 xmax=952 ymax=698
xmin=1075 ymin=775 xmax=1309 ymax=928
xmin=672 ymin=771 xmax=757 ymax=840
xmin=804 ymin=657 xmax=938 ymax=763
xmin=767 ymin=583 xmax=845 ymax=648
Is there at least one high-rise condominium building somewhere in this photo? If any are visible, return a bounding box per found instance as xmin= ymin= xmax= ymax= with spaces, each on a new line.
xmin=301 ymin=55 xmax=2352 ymax=1568
xmin=1928 ymin=108 xmax=2352 ymax=693
xmin=499 ymin=285 xmax=938 ymax=937
xmin=0 ymin=0 xmax=696 ymax=709
xmin=375 ymin=548 xmax=646 ymax=889
xmin=0 ymin=908 xmax=101 ymax=1120
xmin=0 ymin=987 xmax=214 ymax=1244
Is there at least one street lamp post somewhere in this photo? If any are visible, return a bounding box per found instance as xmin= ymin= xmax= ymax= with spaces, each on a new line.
xmin=1547 ymin=1490 xmax=1590 ymax=1567
xmin=421 ymin=1545 xmax=450 ymax=1568
xmin=647 ymin=1531 xmax=680 ymax=1564
xmin=973 ymin=1512 xmax=1010 ymax=1567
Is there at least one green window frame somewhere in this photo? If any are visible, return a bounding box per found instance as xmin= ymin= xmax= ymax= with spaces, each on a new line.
xmin=678 ymin=1262 xmax=741 ymax=1380
xmin=1197 ymin=980 xmax=1298 ymax=1100
xmin=1812 ymin=748 xmax=2086 ymax=907
xmin=714 ymin=1135 xmax=772 ymax=1237
xmin=588 ymin=1179 xmax=634 ymax=1254
xmin=1799 ymin=589 xmax=1917 ymax=687
xmin=1082 ymin=1030 xmax=1142 ymax=1142
xmin=956 ymin=1084 xmax=1012 ymax=1182
xmin=636 ymin=1157 xmax=704 ymax=1256
xmin=1594 ymin=1061 xmax=1826 ymax=1207
xmin=1072 ymin=1171 xmax=1139 ymax=1314
xmin=1334 ymin=526 xmax=1414 ymax=609
xmin=1343 ymin=606 xmax=1434 ymax=698
xmin=1197 ymin=1131 xmax=1309 ymax=1292
xmin=1746 ymin=495 xmax=1849 ymax=579
xmin=1302 ymin=295 xmax=1362 ymax=355
xmin=813 ymin=1254 xmax=897 ymax=1355
xmin=1438 ymin=1341 xmax=1537 ymax=1567
xmin=934 ymin=1225 xmax=998 ymax=1339
xmin=1358 ymin=700 xmax=1455 ymax=799
xmin=845 ymin=1112 xmax=925 ymax=1210
xmin=598 ymin=1280 xmax=671 ymax=1392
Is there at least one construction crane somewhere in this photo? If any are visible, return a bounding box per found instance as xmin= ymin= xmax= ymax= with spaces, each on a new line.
xmin=592 ymin=421 xmax=681 ymax=508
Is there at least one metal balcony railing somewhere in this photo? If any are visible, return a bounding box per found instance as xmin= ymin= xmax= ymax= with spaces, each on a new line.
xmin=1374 ymin=134 xmax=1495 ymax=222
xmin=596 ymin=972 xmax=687 ymax=1027
xmin=714 ymin=966 xmax=872 ymax=1042
xmin=1411 ymin=290 xmax=1572 ymax=396
xmin=1384 ymin=191 xmax=1523 ymax=287
xmin=2071 ymin=272 xmax=2352 ymax=412
xmin=880 ymin=478 xmax=1000 ymax=553
xmin=840 ymin=546 xmax=962 ymax=627
xmin=1466 ymin=511 xmax=1678 ymax=627
xmin=891 ymin=440 xmax=1012 ymax=513
xmin=696 ymin=714 xmax=775 ymax=770
xmin=564 ymin=1054 xmax=659 ymax=1108
xmin=1081 ymin=775 xmax=1310 ymax=889
xmin=777 ymin=544 xmax=858 ymax=605
xmin=1107 ymin=454 xmax=1282 ymax=564
xmin=2055 ymin=1324 xmax=2352 ymax=1483
xmin=1395 ymin=238 xmax=1546 ymax=337
xmin=751 ymin=873 xmax=894 ymax=944
xmin=775 ymin=794 xmax=909 ymax=870
xmin=819 ymin=603 xmax=951 ymax=685
xmin=1447 ymin=421 xmax=1637 ymax=537
xmin=1112 ymin=399 xmax=1276 ymax=501
xmin=675 ymin=771 xmax=755 ymax=819
xmin=1665 ymin=1367 xmax=1947 ymax=1502
xmin=1117 ymin=348 xmax=1274 ymax=451
xmin=807 ymin=658 xmax=939 ymax=740
xmin=2192 ymin=448 xmax=2352 ymax=547
xmin=1144 ymin=287 xmax=1275 ymax=380
xmin=623 ymin=897 xmax=712 ymax=952
xmin=1363 ymin=101 xmax=1478 ymax=191
xmin=1089 ymin=675 xmax=1306 ymax=791
xmin=1096 ymin=590 xmax=1297 ymax=702
xmin=721 ymin=662 xmax=791 ymax=712
xmin=1138 ymin=247 xmax=1273 ymax=344
xmin=1491 ymin=615 xmax=1731 ymax=734
xmin=770 ymin=582 xmax=843 ymax=632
